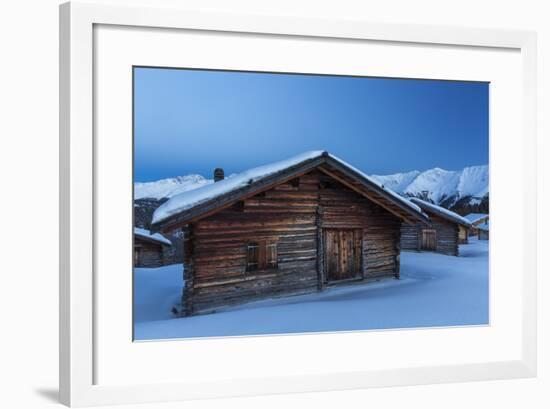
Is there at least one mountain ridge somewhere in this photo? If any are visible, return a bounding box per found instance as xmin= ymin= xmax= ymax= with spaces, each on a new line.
xmin=370 ymin=164 xmax=488 ymax=209
xmin=134 ymin=174 xmax=213 ymax=200
xmin=134 ymin=164 xmax=489 ymax=229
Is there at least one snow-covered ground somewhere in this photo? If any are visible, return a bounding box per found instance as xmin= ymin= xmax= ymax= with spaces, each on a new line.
xmin=133 ymin=238 xmax=488 ymax=341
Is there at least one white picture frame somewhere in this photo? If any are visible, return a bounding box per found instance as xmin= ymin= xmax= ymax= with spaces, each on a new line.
xmin=59 ymin=1 xmax=537 ymax=407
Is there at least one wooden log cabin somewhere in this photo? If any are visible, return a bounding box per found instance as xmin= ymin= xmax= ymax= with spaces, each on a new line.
xmin=400 ymin=198 xmax=472 ymax=256
xmin=151 ymin=151 xmax=430 ymax=316
xmin=464 ymin=213 xmax=490 ymax=237
xmin=458 ymin=225 xmax=469 ymax=245
xmin=477 ymin=222 xmax=489 ymax=240
xmin=134 ymin=227 xmax=172 ymax=268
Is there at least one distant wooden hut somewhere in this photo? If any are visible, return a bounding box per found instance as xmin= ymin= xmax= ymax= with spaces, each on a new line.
xmin=458 ymin=225 xmax=469 ymax=244
xmin=401 ymin=198 xmax=472 ymax=256
xmin=477 ymin=222 xmax=489 ymax=240
xmin=134 ymin=227 xmax=172 ymax=268
xmin=151 ymin=151 xmax=430 ymax=316
xmin=464 ymin=213 xmax=489 ymax=236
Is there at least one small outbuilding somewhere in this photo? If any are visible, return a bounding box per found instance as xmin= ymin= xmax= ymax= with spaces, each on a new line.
xmin=477 ymin=222 xmax=489 ymax=240
xmin=464 ymin=213 xmax=489 ymax=236
xmin=401 ymin=198 xmax=472 ymax=256
xmin=458 ymin=224 xmax=469 ymax=245
xmin=151 ymin=151 xmax=430 ymax=316
xmin=134 ymin=227 xmax=172 ymax=268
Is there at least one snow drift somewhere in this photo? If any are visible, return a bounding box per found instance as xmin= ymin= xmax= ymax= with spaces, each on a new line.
xmin=133 ymin=239 xmax=489 ymax=340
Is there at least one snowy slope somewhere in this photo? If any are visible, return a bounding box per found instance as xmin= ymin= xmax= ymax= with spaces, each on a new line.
xmin=370 ymin=170 xmax=420 ymax=193
xmin=134 ymin=175 xmax=213 ymax=200
xmin=456 ymin=165 xmax=489 ymax=198
xmin=404 ymin=167 xmax=461 ymax=203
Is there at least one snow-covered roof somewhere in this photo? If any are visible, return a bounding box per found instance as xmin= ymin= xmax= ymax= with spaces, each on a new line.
xmin=152 ymin=150 xmax=427 ymax=228
xmin=134 ymin=227 xmax=172 ymax=246
xmin=327 ymin=154 xmax=423 ymax=214
xmin=409 ymin=198 xmax=472 ymax=227
xmin=463 ymin=213 xmax=489 ymax=224
xmin=477 ymin=222 xmax=489 ymax=231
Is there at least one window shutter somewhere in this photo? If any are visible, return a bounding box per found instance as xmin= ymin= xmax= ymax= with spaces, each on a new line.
xmin=246 ymin=242 xmax=259 ymax=271
xmin=266 ymin=242 xmax=278 ymax=268
xmin=246 ymin=241 xmax=278 ymax=271
xmin=258 ymin=241 xmax=267 ymax=269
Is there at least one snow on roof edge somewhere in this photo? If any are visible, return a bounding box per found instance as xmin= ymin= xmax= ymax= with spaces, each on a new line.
xmin=409 ymin=198 xmax=472 ymax=227
xmin=134 ymin=227 xmax=172 ymax=246
xmin=152 ymin=150 xmax=326 ymax=225
xmin=463 ymin=213 xmax=489 ymax=223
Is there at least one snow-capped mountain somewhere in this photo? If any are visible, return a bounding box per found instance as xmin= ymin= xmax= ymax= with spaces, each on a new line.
xmin=370 ymin=170 xmax=421 ymax=194
xmin=370 ymin=164 xmax=488 ymax=208
xmin=134 ymin=175 xmax=213 ymax=200
xmin=134 ymin=164 xmax=488 ymax=230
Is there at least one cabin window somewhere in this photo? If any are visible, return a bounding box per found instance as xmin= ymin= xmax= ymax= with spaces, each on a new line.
xmin=246 ymin=241 xmax=278 ymax=271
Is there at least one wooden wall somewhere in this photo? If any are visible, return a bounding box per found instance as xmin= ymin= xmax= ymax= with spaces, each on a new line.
xmin=184 ymin=173 xmax=319 ymax=315
xmin=458 ymin=225 xmax=469 ymax=244
xmin=478 ymin=230 xmax=489 ymax=240
xmin=400 ymin=214 xmax=460 ymax=256
xmin=317 ymin=172 xmax=401 ymax=282
xmin=400 ymin=223 xmax=421 ymax=252
xmin=134 ymin=238 xmax=165 ymax=268
xmin=469 ymin=217 xmax=489 ymax=236
xmin=181 ymin=170 xmax=402 ymax=315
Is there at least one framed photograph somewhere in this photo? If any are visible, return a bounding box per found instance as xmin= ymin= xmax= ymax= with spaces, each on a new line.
xmin=59 ymin=1 xmax=537 ymax=407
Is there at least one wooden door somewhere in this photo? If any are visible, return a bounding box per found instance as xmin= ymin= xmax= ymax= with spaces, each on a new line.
xmin=324 ymin=229 xmax=362 ymax=281
xmin=421 ymin=229 xmax=437 ymax=251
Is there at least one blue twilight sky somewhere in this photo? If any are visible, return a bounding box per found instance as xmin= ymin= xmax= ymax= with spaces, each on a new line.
xmin=134 ymin=67 xmax=489 ymax=182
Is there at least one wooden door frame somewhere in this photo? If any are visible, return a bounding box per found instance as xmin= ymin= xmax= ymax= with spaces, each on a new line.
xmin=322 ymin=228 xmax=363 ymax=284
xmin=420 ymin=228 xmax=437 ymax=251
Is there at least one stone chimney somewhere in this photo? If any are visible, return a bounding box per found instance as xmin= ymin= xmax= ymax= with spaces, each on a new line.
xmin=214 ymin=168 xmax=225 ymax=182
